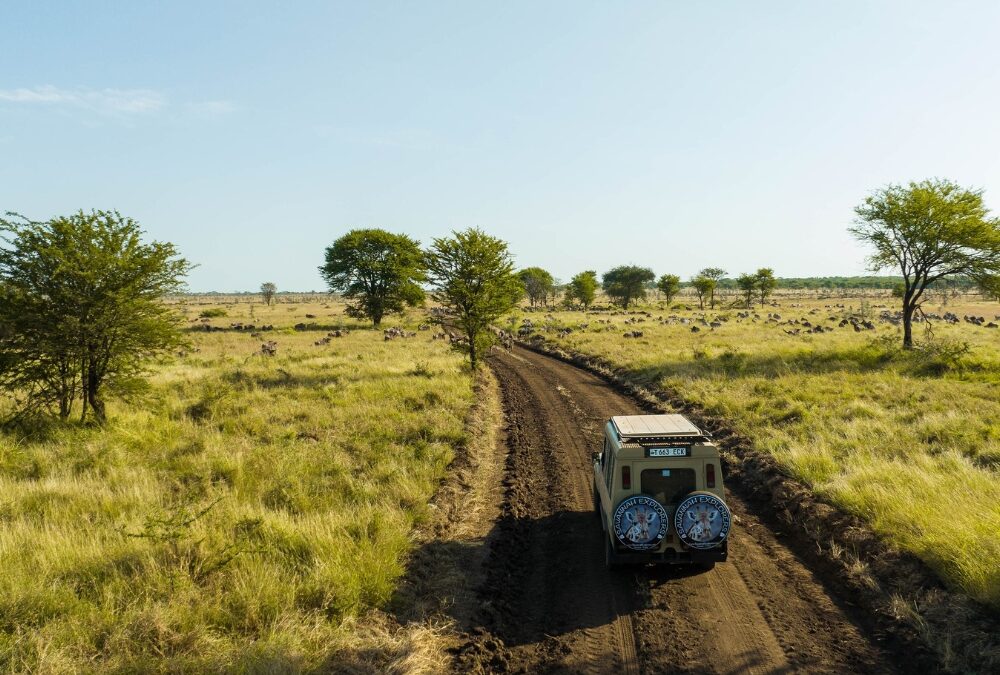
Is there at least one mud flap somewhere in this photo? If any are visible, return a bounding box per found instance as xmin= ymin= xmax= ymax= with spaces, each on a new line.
xmin=604 ymin=535 xmax=620 ymax=570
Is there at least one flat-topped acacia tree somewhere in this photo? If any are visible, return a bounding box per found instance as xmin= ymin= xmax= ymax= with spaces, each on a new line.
xmin=425 ymin=228 xmax=523 ymax=369
xmin=319 ymin=228 xmax=426 ymax=327
xmin=851 ymin=179 xmax=1000 ymax=348
xmin=602 ymin=265 xmax=654 ymax=309
xmin=698 ymin=267 xmax=727 ymax=309
xmin=0 ymin=210 xmax=190 ymax=424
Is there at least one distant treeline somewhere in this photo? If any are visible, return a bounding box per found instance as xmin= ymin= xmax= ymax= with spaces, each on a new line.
xmin=709 ymin=276 xmax=978 ymax=291
xmin=175 ymin=276 xmax=981 ymax=296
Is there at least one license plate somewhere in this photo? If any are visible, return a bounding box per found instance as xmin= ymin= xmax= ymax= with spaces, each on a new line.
xmin=648 ymin=447 xmax=687 ymax=457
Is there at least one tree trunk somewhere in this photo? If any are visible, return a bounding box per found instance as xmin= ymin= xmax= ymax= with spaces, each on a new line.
xmin=469 ymin=334 xmax=478 ymax=370
xmin=80 ymin=360 xmax=88 ymax=423
xmin=902 ymin=302 xmax=915 ymax=349
xmin=59 ymin=375 xmax=72 ymax=420
xmin=86 ymin=360 xmax=106 ymax=424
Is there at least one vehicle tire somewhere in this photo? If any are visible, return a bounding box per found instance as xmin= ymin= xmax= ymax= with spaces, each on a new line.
xmin=695 ymin=561 xmax=716 ymax=572
xmin=595 ymin=483 xmax=608 ymax=532
xmin=604 ymin=535 xmax=619 ymax=570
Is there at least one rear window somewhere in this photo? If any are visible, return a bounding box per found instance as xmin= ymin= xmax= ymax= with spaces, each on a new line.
xmin=641 ymin=468 xmax=696 ymax=505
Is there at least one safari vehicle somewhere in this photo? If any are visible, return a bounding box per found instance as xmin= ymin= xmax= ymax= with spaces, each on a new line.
xmin=593 ymin=414 xmax=731 ymax=570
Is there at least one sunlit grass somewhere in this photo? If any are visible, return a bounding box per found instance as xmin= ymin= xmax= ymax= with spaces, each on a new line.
xmin=0 ymin=299 xmax=472 ymax=671
xmin=532 ymin=294 xmax=1000 ymax=608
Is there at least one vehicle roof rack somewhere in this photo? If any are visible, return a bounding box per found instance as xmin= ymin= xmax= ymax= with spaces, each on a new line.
xmin=610 ymin=414 xmax=711 ymax=441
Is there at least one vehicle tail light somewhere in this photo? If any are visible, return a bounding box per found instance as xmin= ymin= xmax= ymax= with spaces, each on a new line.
xmin=706 ymin=463 xmax=716 ymax=489
xmin=621 ymin=465 xmax=631 ymax=490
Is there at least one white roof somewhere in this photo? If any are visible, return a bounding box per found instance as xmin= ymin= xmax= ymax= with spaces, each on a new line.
xmin=611 ymin=414 xmax=702 ymax=438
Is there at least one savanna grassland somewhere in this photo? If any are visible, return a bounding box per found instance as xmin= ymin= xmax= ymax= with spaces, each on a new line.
xmin=0 ymin=297 xmax=473 ymax=672
xmin=518 ymin=291 xmax=1000 ymax=609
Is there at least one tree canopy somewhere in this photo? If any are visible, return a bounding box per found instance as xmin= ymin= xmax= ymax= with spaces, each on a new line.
xmin=851 ymin=179 xmax=1000 ymax=347
xmin=656 ymin=274 xmax=681 ymax=304
xmin=568 ymin=270 xmax=598 ymax=308
xmin=425 ymin=228 xmax=522 ymax=369
xmin=602 ymin=265 xmax=654 ymax=309
xmin=735 ymin=273 xmax=756 ymax=309
xmin=0 ymin=210 xmax=190 ymax=424
xmin=260 ymin=282 xmax=277 ymax=305
xmin=697 ymin=267 xmax=726 ymax=308
xmin=690 ymin=275 xmax=716 ymax=310
xmin=319 ymin=229 xmax=426 ymax=326
xmin=519 ymin=266 xmax=555 ymax=307
xmin=754 ymin=268 xmax=777 ymax=307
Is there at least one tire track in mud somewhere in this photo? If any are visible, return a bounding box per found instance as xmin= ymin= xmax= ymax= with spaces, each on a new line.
xmin=458 ymin=346 xmax=903 ymax=674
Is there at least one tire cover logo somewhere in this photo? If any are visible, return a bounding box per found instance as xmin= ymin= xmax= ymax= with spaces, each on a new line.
xmin=674 ymin=493 xmax=731 ymax=550
xmin=613 ymin=496 xmax=668 ymax=551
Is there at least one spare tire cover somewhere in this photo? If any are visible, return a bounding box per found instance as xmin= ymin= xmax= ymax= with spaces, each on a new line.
xmin=674 ymin=492 xmax=731 ymax=550
xmin=613 ymin=495 xmax=668 ymax=551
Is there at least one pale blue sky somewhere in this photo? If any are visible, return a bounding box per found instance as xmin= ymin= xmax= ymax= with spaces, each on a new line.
xmin=3 ymin=1 xmax=1000 ymax=291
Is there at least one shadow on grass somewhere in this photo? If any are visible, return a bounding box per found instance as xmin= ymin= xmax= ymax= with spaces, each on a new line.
xmin=220 ymin=369 xmax=342 ymax=390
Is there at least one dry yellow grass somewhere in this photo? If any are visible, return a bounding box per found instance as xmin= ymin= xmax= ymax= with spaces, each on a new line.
xmin=525 ymin=292 xmax=1000 ymax=608
xmin=0 ymin=298 xmax=474 ymax=672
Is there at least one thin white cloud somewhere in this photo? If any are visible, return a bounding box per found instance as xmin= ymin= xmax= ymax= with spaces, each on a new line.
xmin=186 ymin=100 xmax=237 ymax=117
xmin=0 ymin=85 xmax=164 ymax=114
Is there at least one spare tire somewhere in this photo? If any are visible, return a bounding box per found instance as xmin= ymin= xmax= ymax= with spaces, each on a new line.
xmin=612 ymin=495 xmax=668 ymax=551
xmin=674 ymin=491 xmax=731 ymax=550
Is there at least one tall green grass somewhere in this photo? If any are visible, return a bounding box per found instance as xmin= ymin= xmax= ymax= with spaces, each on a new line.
xmin=0 ymin=301 xmax=472 ymax=671
xmin=536 ymin=298 xmax=1000 ymax=608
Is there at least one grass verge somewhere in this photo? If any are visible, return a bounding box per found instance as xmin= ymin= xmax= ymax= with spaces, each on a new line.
xmin=0 ymin=300 xmax=477 ymax=672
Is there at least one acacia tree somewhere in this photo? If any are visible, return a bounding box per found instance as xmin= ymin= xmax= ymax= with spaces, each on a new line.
xmin=698 ymin=267 xmax=727 ymax=308
xmin=568 ymin=270 xmax=598 ymax=309
xmin=736 ymin=273 xmax=756 ymax=309
xmin=979 ymin=276 xmax=1000 ymax=302
xmin=691 ymin=275 xmax=715 ymax=310
xmin=851 ymin=179 xmax=1000 ymax=348
xmin=260 ymin=282 xmax=277 ymax=305
xmin=0 ymin=210 xmax=190 ymax=424
xmin=519 ymin=267 xmax=555 ymax=307
xmin=755 ymin=268 xmax=777 ymax=307
xmin=656 ymin=274 xmax=681 ymax=304
xmin=602 ymin=265 xmax=654 ymax=309
xmin=425 ymin=228 xmax=523 ymax=369
xmin=319 ymin=229 xmax=426 ymax=327
xmin=548 ymin=280 xmax=562 ymax=307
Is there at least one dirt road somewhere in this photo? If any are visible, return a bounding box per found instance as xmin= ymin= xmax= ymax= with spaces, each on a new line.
xmin=457 ymin=346 xmax=903 ymax=674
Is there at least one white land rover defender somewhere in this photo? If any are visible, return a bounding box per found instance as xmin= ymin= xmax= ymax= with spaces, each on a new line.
xmin=593 ymin=414 xmax=731 ymax=570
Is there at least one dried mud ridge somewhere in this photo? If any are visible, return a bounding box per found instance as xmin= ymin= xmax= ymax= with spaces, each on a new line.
xmin=452 ymin=345 xmax=947 ymax=674
xmin=508 ymin=337 xmax=1000 ymax=674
